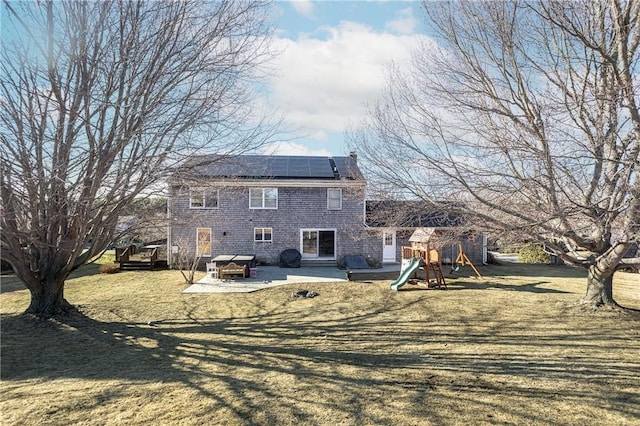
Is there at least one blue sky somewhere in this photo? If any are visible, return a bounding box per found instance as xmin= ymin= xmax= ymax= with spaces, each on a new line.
xmin=263 ymin=0 xmax=426 ymax=157
xmin=1 ymin=0 xmax=426 ymax=158
xmin=274 ymin=0 xmax=421 ymax=40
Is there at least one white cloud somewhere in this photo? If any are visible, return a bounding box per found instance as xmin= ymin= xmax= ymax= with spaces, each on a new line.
xmin=269 ymin=21 xmax=430 ymax=144
xmin=385 ymin=7 xmax=418 ymax=35
xmin=261 ymin=141 xmax=333 ymax=156
xmin=289 ymin=0 xmax=314 ymax=17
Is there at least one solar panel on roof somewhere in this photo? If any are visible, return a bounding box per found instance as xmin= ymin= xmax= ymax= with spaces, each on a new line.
xmin=307 ymin=157 xmax=333 ymax=177
xmin=333 ymin=157 xmax=359 ymax=179
xmin=189 ymin=154 xmax=360 ymax=179
xmin=263 ymin=157 xmax=287 ymax=177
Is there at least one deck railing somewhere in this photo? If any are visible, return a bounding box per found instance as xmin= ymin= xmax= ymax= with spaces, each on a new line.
xmin=116 ymin=246 xmax=131 ymax=263
xmin=401 ymin=246 xmax=440 ymax=264
xmin=149 ymin=247 xmax=158 ymax=268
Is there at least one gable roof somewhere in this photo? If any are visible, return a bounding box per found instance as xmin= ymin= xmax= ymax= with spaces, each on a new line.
xmin=179 ymin=154 xmax=363 ymax=181
xmin=366 ymin=200 xmax=462 ymax=228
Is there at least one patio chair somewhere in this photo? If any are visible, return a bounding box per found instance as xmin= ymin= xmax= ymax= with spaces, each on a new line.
xmin=206 ymin=262 xmax=218 ymax=279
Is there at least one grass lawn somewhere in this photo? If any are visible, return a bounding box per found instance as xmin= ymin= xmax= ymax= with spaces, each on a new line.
xmin=1 ymin=262 xmax=639 ymax=425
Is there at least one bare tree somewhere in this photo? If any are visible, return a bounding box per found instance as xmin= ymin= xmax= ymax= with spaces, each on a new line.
xmin=171 ymin=235 xmax=205 ymax=285
xmin=349 ymin=0 xmax=639 ymax=308
xmin=0 ymin=0 xmax=277 ymax=315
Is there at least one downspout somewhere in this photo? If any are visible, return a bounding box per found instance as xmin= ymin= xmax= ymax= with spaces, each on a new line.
xmin=362 ymin=185 xmax=371 ymax=260
xmin=166 ymin=193 xmax=172 ymax=267
xmin=482 ymin=233 xmax=488 ymax=265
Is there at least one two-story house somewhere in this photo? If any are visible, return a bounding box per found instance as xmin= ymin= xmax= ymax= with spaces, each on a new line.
xmin=168 ymin=153 xmax=486 ymax=269
xmin=168 ymin=153 xmax=367 ymax=266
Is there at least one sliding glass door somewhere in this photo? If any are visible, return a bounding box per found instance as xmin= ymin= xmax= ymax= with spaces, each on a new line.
xmin=300 ymin=229 xmax=336 ymax=258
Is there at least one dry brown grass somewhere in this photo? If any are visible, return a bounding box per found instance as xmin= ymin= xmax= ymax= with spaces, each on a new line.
xmin=1 ymin=263 xmax=639 ymax=425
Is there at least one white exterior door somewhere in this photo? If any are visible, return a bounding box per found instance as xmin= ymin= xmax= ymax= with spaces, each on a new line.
xmin=382 ymin=230 xmax=396 ymax=263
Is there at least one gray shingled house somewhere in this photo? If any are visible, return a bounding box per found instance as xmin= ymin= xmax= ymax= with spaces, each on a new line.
xmin=167 ymin=153 xmax=486 ymax=268
xmin=168 ymin=153 xmax=368 ymax=267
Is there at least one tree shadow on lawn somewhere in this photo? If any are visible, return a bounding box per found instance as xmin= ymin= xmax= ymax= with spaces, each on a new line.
xmin=444 ymin=280 xmax=572 ymax=294
xmin=0 ymin=274 xmax=27 ymax=294
xmin=2 ymin=301 xmax=639 ymax=423
xmin=0 ymin=263 xmax=105 ymax=294
xmin=473 ymin=263 xmax=588 ymax=279
xmin=398 ymin=279 xmax=570 ymax=293
xmin=1 ymin=310 xmax=434 ymax=424
xmin=396 ymin=263 xmax=586 ymax=293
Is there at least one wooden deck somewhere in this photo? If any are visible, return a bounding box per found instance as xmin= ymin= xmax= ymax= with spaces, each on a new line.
xmin=116 ymin=245 xmax=167 ymax=271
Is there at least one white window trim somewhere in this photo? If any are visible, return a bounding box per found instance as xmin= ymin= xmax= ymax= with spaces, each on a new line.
xmin=249 ymin=188 xmax=278 ymax=209
xmin=190 ymin=188 xmax=219 ymax=209
xmin=190 ymin=189 xmax=204 ymax=209
xmin=254 ymin=227 xmax=273 ymax=242
xmin=327 ymin=188 xmax=342 ymax=210
xmin=299 ymin=228 xmax=337 ymax=259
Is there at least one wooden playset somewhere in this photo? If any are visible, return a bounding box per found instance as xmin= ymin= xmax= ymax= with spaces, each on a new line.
xmin=395 ymin=227 xmax=484 ymax=289
xmin=400 ymin=227 xmax=447 ymax=288
xmin=400 ymin=245 xmax=446 ymax=288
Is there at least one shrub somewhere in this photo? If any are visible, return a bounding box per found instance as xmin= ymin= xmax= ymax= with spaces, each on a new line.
xmin=99 ymin=263 xmax=120 ymax=274
xmin=518 ymin=243 xmax=551 ymax=264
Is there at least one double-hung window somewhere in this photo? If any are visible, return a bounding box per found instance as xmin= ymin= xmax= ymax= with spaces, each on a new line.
xmin=327 ymin=188 xmax=342 ymax=210
xmin=249 ymin=188 xmax=277 ymax=209
xmin=190 ymin=188 xmax=218 ymax=209
xmin=254 ymin=227 xmax=273 ymax=242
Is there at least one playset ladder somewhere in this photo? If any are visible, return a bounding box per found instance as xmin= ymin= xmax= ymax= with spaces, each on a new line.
xmin=426 ymin=260 xmax=446 ymax=288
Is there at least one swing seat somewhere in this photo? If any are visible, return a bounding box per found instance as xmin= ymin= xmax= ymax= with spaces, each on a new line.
xmin=451 ymin=242 xmax=483 ymax=279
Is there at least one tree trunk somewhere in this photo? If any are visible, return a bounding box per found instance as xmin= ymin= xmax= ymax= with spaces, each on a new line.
xmin=582 ymin=266 xmax=618 ymax=308
xmin=25 ymin=278 xmax=75 ymax=316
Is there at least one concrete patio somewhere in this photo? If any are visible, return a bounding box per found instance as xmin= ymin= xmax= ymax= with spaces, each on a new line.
xmin=182 ymin=264 xmax=401 ymax=293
